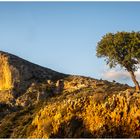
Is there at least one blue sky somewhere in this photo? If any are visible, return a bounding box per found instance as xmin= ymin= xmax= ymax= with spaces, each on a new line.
xmin=0 ymin=2 xmax=140 ymax=86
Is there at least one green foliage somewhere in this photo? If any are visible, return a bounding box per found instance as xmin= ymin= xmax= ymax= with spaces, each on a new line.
xmin=96 ymin=31 xmax=140 ymax=71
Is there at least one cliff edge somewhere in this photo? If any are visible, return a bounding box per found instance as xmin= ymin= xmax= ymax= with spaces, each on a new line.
xmin=0 ymin=51 xmax=67 ymax=105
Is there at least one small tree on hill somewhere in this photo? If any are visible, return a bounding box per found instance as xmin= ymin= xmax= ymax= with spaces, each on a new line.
xmin=96 ymin=31 xmax=140 ymax=92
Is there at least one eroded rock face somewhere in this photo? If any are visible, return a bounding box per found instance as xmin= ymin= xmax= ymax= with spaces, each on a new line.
xmin=0 ymin=54 xmax=13 ymax=90
xmin=0 ymin=51 xmax=67 ymax=105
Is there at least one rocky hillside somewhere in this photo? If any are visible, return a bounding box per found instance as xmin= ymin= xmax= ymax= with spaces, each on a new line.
xmin=0 ymin=51 xmax=67 ymax=107
xmin=0 ymin=51 xmax=140 ymax=138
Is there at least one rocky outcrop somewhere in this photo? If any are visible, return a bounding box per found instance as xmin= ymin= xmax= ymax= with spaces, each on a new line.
xmin=0 ymin=54 xmax=13 ymax=90
xmin=0 ymin=51 xmax=67 ymax=105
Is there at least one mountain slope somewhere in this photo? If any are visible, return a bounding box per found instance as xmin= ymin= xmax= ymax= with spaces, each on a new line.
xmin=0 ymin=51 xmax=67 ymax=107
xmin=0 ymin=51 xmax=140 ymax=138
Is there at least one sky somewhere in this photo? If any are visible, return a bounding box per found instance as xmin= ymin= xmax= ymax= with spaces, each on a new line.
xmin=0 ymin=2 xmax=140 ymax=86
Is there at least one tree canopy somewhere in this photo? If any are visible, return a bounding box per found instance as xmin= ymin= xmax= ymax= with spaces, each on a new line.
xmin=96 ymin=31 xmax=140 ymax=91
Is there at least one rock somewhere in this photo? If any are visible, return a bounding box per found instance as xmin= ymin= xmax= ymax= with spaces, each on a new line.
xmin=37 ymin=91 xmax=48 ymax=102
xmin=55 ymin=79 xmax=64 ymax=94
xmin=0 ymin=51 xmax=67 ymax=105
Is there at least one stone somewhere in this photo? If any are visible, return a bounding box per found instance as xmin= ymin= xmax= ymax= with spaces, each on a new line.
xmin=0 ymin=51 xmax=67 ymax=105
xmin=55 ymin=79 xmax=64 ymax=94
xmin=0 ymin=54 xmax=13 ymax=90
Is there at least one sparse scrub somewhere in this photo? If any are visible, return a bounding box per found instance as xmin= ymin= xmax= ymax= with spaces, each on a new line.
xmin=26 ymin=88 xmax=140 ymax=138
xmin=0 ymin=74 xmax=138 ymax=138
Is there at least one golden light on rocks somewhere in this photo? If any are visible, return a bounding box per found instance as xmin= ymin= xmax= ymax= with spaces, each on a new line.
xmin=0 ymin=54 xmax=13 ymax=90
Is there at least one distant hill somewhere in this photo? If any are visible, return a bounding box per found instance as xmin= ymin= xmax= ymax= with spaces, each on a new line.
xmin=0 ymin=51 xmax=140 ymax=138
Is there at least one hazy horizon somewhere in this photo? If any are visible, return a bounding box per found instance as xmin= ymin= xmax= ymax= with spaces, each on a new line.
xmin=0 ymin=2 xmax=140 ymax=86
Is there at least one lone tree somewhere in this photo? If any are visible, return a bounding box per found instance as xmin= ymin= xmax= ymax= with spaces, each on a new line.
xmin=96 ymin=31 xmax=140 ymax=92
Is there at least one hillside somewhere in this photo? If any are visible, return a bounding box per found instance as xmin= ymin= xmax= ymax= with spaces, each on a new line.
xmin=0 ymin=51 xmax=140 ymax=138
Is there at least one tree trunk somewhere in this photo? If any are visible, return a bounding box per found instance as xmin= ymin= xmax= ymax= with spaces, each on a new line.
xmin=129 ymin=71 xmax=140 ymax=92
